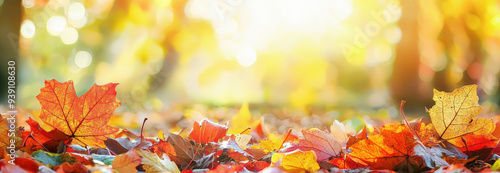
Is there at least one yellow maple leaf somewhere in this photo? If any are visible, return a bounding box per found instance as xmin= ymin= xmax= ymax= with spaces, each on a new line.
xmin=429 ymin=85 xmax=494 ymax=140
xmin=271 ymin=150 xmax=320 ymax=173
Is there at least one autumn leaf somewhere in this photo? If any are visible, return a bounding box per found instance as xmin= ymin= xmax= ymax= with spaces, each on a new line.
xmin=31 ymin=150 xmax=78 ymax=166
xmin=36 ymin=79 xmax=121 ymax=147
xmin=0 ymin=118 xmax=10 ymax=157
xmin=229 ymin=103 xmax=253 ymax=135
xmin=342 ymin=124 xmax=417 ymax=170
xmin=53 ymin=162 xmax=88 ymax=173
xmin=136 ymin=149 xmax=180 ymax=173
xmin=151 ymin=140 xmax=176 ymax=160
xmin=284 ymin=128 xmax=342 ymax=161
xmin=329 ymin=154 xmax=367 ymax=169
xmin=345 ymin=127 xmax=368 ymax=149
xmin=271 ymin=150 xmax=320 ymax=173
xmin=24 ymin=118 xmax=70 ymax=153
xmin=429 ymin=85 xmax=494 ymax=140
xmin=165 ymin=132 xmax=201 ymax=169
xmin=189 ymin=118 xmax=228 ymax=143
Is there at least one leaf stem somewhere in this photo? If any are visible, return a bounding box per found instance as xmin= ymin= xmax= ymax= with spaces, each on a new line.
xmin=240 ymin=127 xmax=251 ymax=134
xmin=183 ymin=143 xmax=201 ymax=171
xmin=141 ymin=118 xmax=148 ymax=142
xmin=278 ymin=129 xmax=292 ymax=151
xmin=22 ymin=134 xmax=49 ymax=151
xmin=400 ymin=100 xmax=421 ymax=142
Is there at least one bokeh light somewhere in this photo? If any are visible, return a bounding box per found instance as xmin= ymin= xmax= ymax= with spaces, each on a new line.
xmin=4 ymin=0 xmax=498 ymax=114
xmin=74 ymin=51 xmax=92 ymax=69
xmin=20 ymin=20 xmax=35 ymax=38
xmin=60 ymin=27 xmax=78 ymax=44
xmin=46 ymin=16 xmax=67 ymax=36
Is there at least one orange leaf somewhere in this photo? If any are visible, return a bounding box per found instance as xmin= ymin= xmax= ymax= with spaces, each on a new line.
xmin=328 ymin=154 xmax=367 ymax=169
xmin=429 ymin=85 xmax=494 ymax=140
xmin=152 ymin=140 xmax=177 ymax=162
xmin=189 ymin=118 xmax=228 ymax=143
xmin=36 ymin=79 xmax=120 ymax=147
xmin=345 ymin=124 xmax=416 ymax=170
xmin=112 ymin=151 xmax=142 ymax=173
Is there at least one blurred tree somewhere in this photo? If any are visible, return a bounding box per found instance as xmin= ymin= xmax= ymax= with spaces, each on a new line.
xmin=0 ymin=0 xmax=21 ymax=105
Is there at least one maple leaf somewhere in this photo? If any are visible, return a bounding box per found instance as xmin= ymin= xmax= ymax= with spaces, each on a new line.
xmin=341 ymin=124 xmax=417 ymax=170
xmin=271 ymin=150 xmax=320 ymax=173
xmin=284 ymin=128 xmax=342 ymax=161
xmin=189 ymin=118 xmax=228 ymax=143
xmin=429 ymin=85 xmax=494 ymax=140
xmin=23 ymin=118 xmax=70 ymax=153
xmin=136 ymin=150 xmax=180 ymax=173
xmin=36 ymin=79 xmax=121 ymax=147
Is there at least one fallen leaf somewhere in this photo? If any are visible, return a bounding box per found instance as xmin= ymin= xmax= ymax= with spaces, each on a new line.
xmin=284 ymin=128 xmax=342 ymax=161
xmin=31 ymin=150 xmax=78 ymax=166
xmin=220 ymin=137 xmax=253 ymax=162
xmin=244 ymin=161 xmax=270 ymax=172
xmin=429 ymin=85 xmax=493 ymax=140
xmin=112 ymin=150 xmax=142 ymax=173
xmin=448 ymin=133 xmax=497 ymax=154
xmin=104 ymin=137 xmax=151 ymax=155
xmin=189 ymin=118 xmax=228 ymax=143
xmin=53 ymin=162 xmax=87 ymax=173
xmin=229 ymin=103 xmax=253 ymax=135
xmin=345 ymin=127 xmax=368 ymax=149
xmin=205 ymin=164 xmax=245 ymax=173
xmin=152 ymin=140 xmax=176 ymax=161
xmin=328 ymin=154 xmax=367 ymax=169
xmin=36 ymin=79 xmax=121 ymax=147
xmin=271 ymin=150 xmax=320 ymax=173
xmin=330 ymin=120 xmax=349 ymax=146
xmin=343 ymin=124 xmax=417 ymax=170
xmin=24 ymin=118 xmax=70 ymax=153
xmin=166 ymin=132 xmax=201 ymax=169
xmin=136 ymin=149 xmax=180 ymax=173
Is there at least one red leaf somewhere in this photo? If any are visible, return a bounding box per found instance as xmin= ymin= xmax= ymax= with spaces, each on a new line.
xmin=23 ymin=118 xmax=70 ymax=152
xmin=189 ymin=119 xmax=228 ymax=143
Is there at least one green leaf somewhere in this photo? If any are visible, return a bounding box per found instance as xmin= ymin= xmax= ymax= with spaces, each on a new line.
xmin=92 ymin=154 xmax=115 ymax=165
xmin=31 ymin=150 xmax=78 ymax=166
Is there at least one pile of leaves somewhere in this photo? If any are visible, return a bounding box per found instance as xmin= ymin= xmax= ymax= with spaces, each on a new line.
xmin=1 ymin=79 xmax=500 ymax=173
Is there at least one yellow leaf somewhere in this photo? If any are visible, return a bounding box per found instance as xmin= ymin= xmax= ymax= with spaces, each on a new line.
xmin=429 ymin=85 xmax=494 ymax=140
xmin=493 ymin=159 xmax=500 ymax=171
xmin=136 ymin=150 xmax=180 ymax=173
xmin=229 ymin=103 xmax=253 ymax=134
xmin=271 ymin=150 xmax=320 ymax=173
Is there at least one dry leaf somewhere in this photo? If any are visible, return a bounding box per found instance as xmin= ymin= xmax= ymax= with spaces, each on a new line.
xmin=136 ymin=149 xmax=180 ymax=173
xmin=429 ymin=85 xmax=493 ymax=140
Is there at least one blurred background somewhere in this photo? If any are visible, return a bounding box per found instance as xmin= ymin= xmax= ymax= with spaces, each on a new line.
xmin=1 ymin=0 xmax=500 ymax=124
